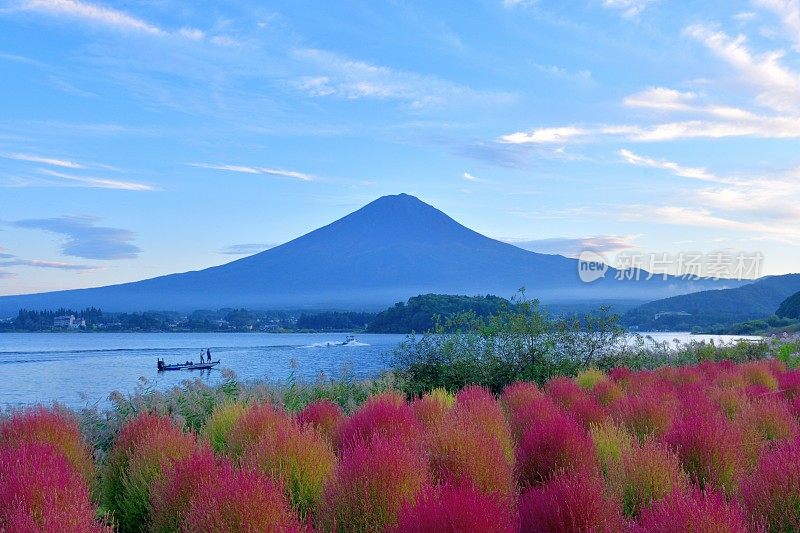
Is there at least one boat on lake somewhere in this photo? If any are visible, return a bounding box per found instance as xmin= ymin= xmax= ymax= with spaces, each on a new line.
xmin=157 ymin=358 xmax=220 ymax=371
xmin=325 ymin=335 xmax=358 ymax=347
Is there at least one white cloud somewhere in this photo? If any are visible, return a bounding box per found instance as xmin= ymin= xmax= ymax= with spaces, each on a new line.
xmin=293 ymin=49 xmax=514 ymax=109
xmin=17 ymin=0 xmax=207 ymax=42
xmin=462 ymin=171 xmax=490 ymax=183
xmin=2 ymin=152 xmax=84 ymax=168
xmin=499 ymin=126 xmax=588 ymax=144
xmin=0 ymin=258 xmax=96 ymax=271
xmin=622 ymin=88 xmax=697 ymax=112
xmin=506 ymin=234 xmax=638 ymax=257
xmin=754 ymin=0 xmax=800 ymax=50
xmin=619 ymin=149 xmax=731 ymax=183
xmin=18 ymin=0 xmax=165 ymax=34
xmin=685 ymin=24 xmax=800 ymax=113
xmin=39 ymin=169 xmax=155 ymax=191
xmin=602 ymin=0 xmax=656 ymax=18
xmin=189 ymin=163 xmax=314 ymax=182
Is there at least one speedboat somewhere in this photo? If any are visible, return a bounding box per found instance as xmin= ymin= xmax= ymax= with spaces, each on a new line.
xmin=324 ymin=335 xmax=358 ymax=347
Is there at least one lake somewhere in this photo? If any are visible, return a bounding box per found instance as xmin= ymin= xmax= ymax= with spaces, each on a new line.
xmin=0 ymin=331 xmax=760 ymax=408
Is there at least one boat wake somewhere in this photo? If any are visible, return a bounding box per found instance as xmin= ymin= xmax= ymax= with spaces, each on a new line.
xmin=303 ymin=340 xmax=371 ymax=348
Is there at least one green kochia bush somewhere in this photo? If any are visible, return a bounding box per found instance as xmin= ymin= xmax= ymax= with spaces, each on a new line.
xmin=101 ymin=413 xmax=197 ymax=533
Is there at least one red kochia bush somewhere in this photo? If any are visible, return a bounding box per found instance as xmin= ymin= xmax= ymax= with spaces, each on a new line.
xmin=335 ymin=391 xmax=421 ymax=450
xmin=663 ymin=411 xmax=744 ymax=495
xmin=611 ymin=387 xmax=675 ymax=442
xmin=181 ymin=466 xmax=301 ymax=532
xmin=226 ymin=401 xmax=290 ymax=457
xmin=297 ymin=399 xmax=344 ymax=443
xmin=632 ymin=487 xmax=748 ymax=533
xmin=0 ymin=406 xmax=94 ymax=484
xmin=426 ymin=414 xmax=515 ymax=498
xmin=320 ymin=434 xmax=429 ymax=532
xmin=0 ymin=442 xmax=109 ymax=532
xmin=741 ymin=435 xmax=800 ymax=532
xmin=393 ymin=482 xmax=518 ymax=533
xmin=149 ymin=447 xmax=223 ymax=533
xmin=515 ymin=412 xmax=597 ymax=488
xmin=518 ymin=470 xmax=623 ymax=533
xmin=503 ymin=389 xmax=561 ymax=443
xmin=452 ymin=386 xmax=514 ymax=461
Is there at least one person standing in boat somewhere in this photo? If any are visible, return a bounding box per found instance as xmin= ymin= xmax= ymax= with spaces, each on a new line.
xmin=206 ymin=348 xmax=211 ymax=363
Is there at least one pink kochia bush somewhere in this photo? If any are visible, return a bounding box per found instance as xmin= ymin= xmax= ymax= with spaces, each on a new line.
xmin=663 ymin=410 xmax=744 ymax=495
xmin=0 ymin=442 xmax=109 ymax=532
xmin=181 ymin=465 xmax=301 ymax=532
xmin=393 ymin=482 xmax=518 ymax=533
xmin=319 ymin=434 xmax=429 ymax=532
xmin=335 ymin=391 xmax=421 ymax=450
xmin=0 ymin=406 xmax=94 ymax=485
xmin=741 ymin=435 xmax=800 ymax=532
xmin=518 ymin=470 xmax=623 ymax=533
xmin=296 ymin=399 xmax=344 ymax=443
xmin=226 ymin=401 xmax=290 ymax=458
xmin=516 ymin=412 xmax=597 ymax=488
xmin=149 ymin=447 xmax=222 ymax=533
xmin=632 ymin=487 xmax=748 ymax=533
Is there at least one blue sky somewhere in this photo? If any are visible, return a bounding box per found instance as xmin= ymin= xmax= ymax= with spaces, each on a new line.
xmin=1 ymin=0 xmax=799 ymax=296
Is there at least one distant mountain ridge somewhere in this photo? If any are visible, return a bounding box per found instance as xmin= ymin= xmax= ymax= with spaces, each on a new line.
xmin=622 ymin=274 xmax=800 ymax=331
xmin=0 ymin=194 xmax=742 ymax=314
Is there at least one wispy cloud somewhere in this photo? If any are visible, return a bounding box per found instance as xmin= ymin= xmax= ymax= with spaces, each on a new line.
xmin=218 ymin=243 xmax=277 ymax=255
xmin=754 ymin=0 xmax=800 ymax=51
xmin=17 ymin=0 xmax=165 ymax=34
xmin=684 ymin=24 xmax=800 ymax=113
xmin=13 ymin=216 xmax=141 ymax=260
xmin=462 ymin=171 xmax=491 ymax=183
xmin=293 ymin=49 xmax=514 ymax=109
xmin=0 ymin=258 xmax=96 ymax=270
xmin=618 ymin=149 xmax=731 ymax=183
xmin=1 ymin=152 xmax=84 ymax=168
xmin=189 ymin=163 xmax=314 ymax=182
xmin=506 ymin=235 xmax=639 ymax=257
xmin=602 ymin=0 xmax=656 ymax=18
xmin=38 ymin=169 xmax=155 ymax=191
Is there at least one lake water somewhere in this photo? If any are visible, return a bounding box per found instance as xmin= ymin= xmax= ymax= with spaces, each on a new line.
xmin=0 ymin=331 xmax=760 ymax=408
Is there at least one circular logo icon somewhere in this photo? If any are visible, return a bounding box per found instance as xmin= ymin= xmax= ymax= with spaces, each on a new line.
xmin=578 ymin=251 xmax=609 ymax=283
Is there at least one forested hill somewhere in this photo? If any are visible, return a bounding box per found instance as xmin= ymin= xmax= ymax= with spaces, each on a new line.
xmin=622 ymin=274 xmax=800 ymax=331
xmin=366 ymin=294 xmax=510 ymax=333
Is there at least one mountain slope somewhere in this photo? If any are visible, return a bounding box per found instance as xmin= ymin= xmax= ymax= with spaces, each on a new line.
xmin=622 ymin=274 xmax=800 ymax=330
xmin=0 ymin=194 xmax=738 ymax=313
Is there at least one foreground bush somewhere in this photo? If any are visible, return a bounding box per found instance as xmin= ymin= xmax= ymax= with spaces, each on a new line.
xmin=181 ymin=465 xmax=301 ymax=532
xmin=319 ymin=434 xmax=428 ymax=532
xmin=394 ymin=482 xmax=517 ymax=532
xmin=516 ymin=412 xmax=597 ymax=488
xmin=241 ymin=420 xmax=336 ymax=519
xmin=0 ymin=442 xmax=109 ymax=532
xmin=411 ymin=388 xmax=454 ymax=430
xmin=425 ymin=412 xmax=514 ymax=497
xmin=663 ymin=410 xmax=744 ymax=495
xmin=632 ymin=487 xmax=748 ymax=532
xmin=149 ymin=447 xmax=222 ymax=533
xmin=225 ymin=401 xmax=290 ymax=458
xmin=102 ymin=413 xmax=197 ymax=532
xmin=741 ymin=436 xmax=800 ymax=532
xmin=335 ymin=391 xmax=421 ymax=450
xmin=518 ymin=470 xmax=623 ymax=532
xmin=202 ymin=401 xmax=245 ymax=454
xmin=0 ymin=406 xmax=94 ymax=485
xmin=296 ymin=399 xmax=345 ymax=443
